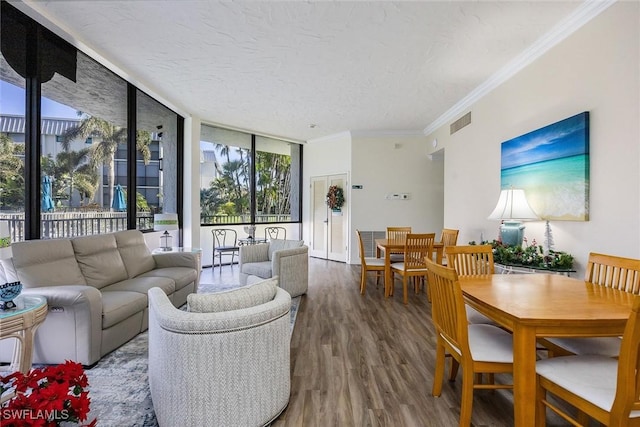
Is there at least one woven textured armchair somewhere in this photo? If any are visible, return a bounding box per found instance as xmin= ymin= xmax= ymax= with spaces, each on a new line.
xmin=238 ymin=239 xmax=308 ymax=297
xmin=148 ymin=284 xmax=291 ymax=427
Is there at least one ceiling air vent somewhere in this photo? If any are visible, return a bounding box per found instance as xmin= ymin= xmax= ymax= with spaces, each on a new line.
xmin=450 ymin=111 xmax=471 ymax=135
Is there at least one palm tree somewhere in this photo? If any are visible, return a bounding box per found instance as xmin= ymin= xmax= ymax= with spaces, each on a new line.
xmin=61 ymin=116 xmax=152 ymax=209
xmin=0 ymin=134 xmax=25 ymax=210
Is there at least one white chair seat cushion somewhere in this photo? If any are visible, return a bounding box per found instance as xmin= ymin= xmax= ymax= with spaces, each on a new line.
xmin=468 ymin=324 xmax=513 ymax=363
xmin=466 ymin=305 xmax=496 ymax=325
xmin=543 ymin=336 xmax=621 ymax=357
xmin=364 ymin=257 xmax=385 ymax=267
xmin=390 ymin=262 xmax=427 ymax=272
xmin=240 ymin=260 xmax=273 ymax=278
xmin=537 ymin=355 xmax=640 ymax=417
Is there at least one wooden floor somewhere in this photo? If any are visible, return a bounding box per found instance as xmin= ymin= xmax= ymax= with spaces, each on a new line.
xmin=201 ymin=258 xmax=571 ymax=427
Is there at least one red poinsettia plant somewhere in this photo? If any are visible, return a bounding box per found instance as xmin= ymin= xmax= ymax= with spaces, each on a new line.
xmin=1 ymin=361 xmax=96 ymax=427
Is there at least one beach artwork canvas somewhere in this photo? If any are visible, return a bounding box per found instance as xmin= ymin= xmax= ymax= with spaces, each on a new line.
xmin=500 ymin=112 xmax=589 ymax=221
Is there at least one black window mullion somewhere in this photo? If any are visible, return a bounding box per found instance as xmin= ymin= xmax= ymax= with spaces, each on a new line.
xmin=126 ymin=83 xmax=136 ymax=229
xmin=24 ymin=24 xmax=41 ymax=240
xmin=250 ymin=134 xmax=256 ymax=225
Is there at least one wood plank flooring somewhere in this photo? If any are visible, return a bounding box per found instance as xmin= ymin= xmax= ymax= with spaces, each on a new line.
xmin=201 ymin=258 xmax=571 ymax=427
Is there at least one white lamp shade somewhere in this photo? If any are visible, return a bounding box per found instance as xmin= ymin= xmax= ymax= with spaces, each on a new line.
xmin=154 ymin=213 xmax=179 ymax=231
xmin=488 ymin=188 xmax=539 ymax=221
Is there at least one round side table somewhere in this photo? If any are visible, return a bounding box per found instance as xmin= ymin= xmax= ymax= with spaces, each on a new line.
xmin=0 ymin=294 xmax=48 ymax=374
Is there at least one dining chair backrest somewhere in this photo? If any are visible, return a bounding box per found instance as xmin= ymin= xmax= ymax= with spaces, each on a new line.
xmin=403 ymin=233 xmax=435 ymax=270
xmin=440 ymin=228 xmax=459 ymax=247
xmin=356 ymin=229 xmax=367 ymax=264
xmin=585 ymin=252 xmax=640 ymax=294
xmin=265 ymin=226 xmax=287 ymax=241
xmin=424 ymin=259 xmax=468 ymax=355
xmin=387 ymin=226 xmax=411 ymax=243
xmin=446 ymin=245 xmax=495 ymax=277
xmin=212 ymin=228 xmax=238 ymax=249
xmin=612 ymin=294 xmax=640 ymax=420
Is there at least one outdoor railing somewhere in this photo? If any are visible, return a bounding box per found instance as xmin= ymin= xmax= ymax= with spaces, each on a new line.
xmin=0 ymin=212 xmax=153 ymax=242
xmin=200 ymin=214 xmax=292 ymax=224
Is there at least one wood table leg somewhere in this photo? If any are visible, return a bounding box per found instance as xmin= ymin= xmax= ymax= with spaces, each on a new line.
xmin=512 ymin=324 xmax=537 ymax=427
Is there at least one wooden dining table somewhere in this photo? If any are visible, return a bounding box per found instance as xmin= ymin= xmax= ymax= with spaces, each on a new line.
xmin=375 ymin=238 xmax=443 ymax=297
xmin=459 ymin=273 xmax=634 ymax=427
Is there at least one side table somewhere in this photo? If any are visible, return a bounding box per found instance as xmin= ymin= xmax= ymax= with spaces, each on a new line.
xmin=0 ymin=294 xmax=48 ymax=375
xmin=238 ymin=237 xmax=267 ymax=246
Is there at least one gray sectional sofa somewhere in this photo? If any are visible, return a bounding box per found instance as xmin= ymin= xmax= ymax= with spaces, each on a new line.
xmin=0 ymin=230 xmax=199 ymax=366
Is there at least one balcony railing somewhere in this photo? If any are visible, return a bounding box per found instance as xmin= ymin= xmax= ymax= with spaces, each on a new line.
xmin=0 ymin=212 xmax=153 ymax=242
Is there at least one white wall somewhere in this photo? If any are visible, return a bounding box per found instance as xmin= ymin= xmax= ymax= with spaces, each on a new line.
xmin=303 ymin=131 xmax=445 ymax=264
xmin=302 ymin=132 xmax=352 ymax=247
xmin=425 ymin=2 xmax=640 ymax=278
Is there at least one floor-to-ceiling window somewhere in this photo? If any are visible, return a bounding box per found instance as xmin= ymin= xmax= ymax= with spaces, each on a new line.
xmin=200 ymin=123 xmax=301 ymax=226
xmin=0 ymin=1 xmax=182 ymax=241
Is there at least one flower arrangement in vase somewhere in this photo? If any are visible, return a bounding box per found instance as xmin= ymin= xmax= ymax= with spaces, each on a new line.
xmin=1 ymin=361 xmax=96 ymax=426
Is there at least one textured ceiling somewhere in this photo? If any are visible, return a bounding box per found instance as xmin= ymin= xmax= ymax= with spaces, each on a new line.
xmin=19 ymin=1 xmax=584 ymax=142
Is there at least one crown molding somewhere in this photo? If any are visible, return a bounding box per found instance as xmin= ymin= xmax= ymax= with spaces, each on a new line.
xmin=423 ymin=0 xmax=616 ymax=136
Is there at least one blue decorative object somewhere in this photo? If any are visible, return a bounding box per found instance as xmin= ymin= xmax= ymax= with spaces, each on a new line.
xmin=0 ymin=281 xmax=22 ymax=310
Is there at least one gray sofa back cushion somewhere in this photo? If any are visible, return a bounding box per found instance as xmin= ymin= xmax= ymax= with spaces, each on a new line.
xmin=72 ymin=233 xmax=128 ymax=289
xmin=115 ymin=230 xmax=156 ymax=278
xmin=187 ymin=277 xmax=278 ymax=313
xmin=268 ymin=239 xmax=304 ymax=261
xmin=11 ymin=239 xmax=87 ymax=287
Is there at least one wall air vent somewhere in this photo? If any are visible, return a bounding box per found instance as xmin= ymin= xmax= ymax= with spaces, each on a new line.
xmin=450 ymin=111 xmax=471 ymax=135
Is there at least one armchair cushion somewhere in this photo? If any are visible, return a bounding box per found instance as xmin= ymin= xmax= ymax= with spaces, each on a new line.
xmin=268 ymin=239 xmax=303 ymax=260
xmin=240 ymin=260 xmax=272 ymax=278
xmin=187 ymin=277 xmax=278 ymax=313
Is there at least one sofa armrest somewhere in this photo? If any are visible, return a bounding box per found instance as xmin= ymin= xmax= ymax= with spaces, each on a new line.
xmin=239 ymin=244 xmax=270 ymax=270
xmin=20 ymin=286 xmax=103 ymax=365
xmin=153 ymin=252 xmax=198 ymax=270
xmin=272 ymin=246 xmax=309 ymax=297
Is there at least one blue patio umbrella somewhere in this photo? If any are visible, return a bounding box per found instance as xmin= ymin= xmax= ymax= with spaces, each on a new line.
xmin=41 ymin=175 xmax=55 ymax=212
xmin=112 ymin=184 xmax=126 ymax=212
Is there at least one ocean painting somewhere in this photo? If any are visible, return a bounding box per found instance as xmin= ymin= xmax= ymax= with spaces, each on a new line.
xmin=500 ymin=112 xmax=589 ymax=221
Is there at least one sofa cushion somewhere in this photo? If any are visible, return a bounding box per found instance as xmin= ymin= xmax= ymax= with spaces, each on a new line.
xmin=268 ymin=239 xmax=304 ymax=261
xmin=240 ymin=261 xmax=272 ymax=279
xmin=11 ymin=239 xmax=87 ymax=287
xmin=102 ymin=276 xmax=175 ymax=298
xmin=114 ymin=230 xmax=156 ymax=278
xmin=72 ymin=234 xmax=128 ymax=289
xmin=139 ymin=267 xmax=197 ymax=291
xmin=187 ymin=277 xmax=277 ymax=313
xmin=101 ymin=290 xmax=148 ymax=329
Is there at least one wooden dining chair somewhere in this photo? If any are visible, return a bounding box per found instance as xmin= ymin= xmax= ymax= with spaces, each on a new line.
xmin=425 ymin=259 xmax=514 ymax=426
xmin=446 ymin=245 xmax=497 ymax=325
xmin=355 ymin=230 xmax=385 ymax=295
xmin=539 ymin=252 xmax=640 ymax=357
xmin=535 ymin=294 xmax=640 ymax=427
xmin=439 ymin=228 xmax=459 ymax=265
xmin=390 ymin=233 xmax=434 ymax=304
xmin=211 ymin=228 xmax=240 ymax=272
xmin=386 ymin=226 xmax=412 ymax=262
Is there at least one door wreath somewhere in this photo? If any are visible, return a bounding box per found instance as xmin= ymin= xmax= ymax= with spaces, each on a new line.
xmin=326 ymin=185 xmax=345 ymax=211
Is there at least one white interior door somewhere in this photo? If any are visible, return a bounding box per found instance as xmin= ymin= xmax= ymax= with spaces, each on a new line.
xmin=310 ymin=174 xmax=348 ymax=262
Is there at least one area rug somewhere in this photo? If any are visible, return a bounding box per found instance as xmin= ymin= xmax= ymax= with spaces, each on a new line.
xmin=85 ymin=294 xmax=301 ymax=426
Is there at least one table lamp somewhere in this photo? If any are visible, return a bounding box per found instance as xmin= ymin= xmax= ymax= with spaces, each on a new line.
xmin=154 ymin=213 xmax=178 ymax=251
xmin=488 ymin=187 xmax=539 ymax=247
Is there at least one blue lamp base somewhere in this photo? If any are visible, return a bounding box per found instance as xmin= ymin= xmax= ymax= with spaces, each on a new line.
xmin=500 ymin=220 xmax=525 ymax=247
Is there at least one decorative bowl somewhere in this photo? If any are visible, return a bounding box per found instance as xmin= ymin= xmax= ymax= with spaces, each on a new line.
xmin=0 ymin=281 xmax=22 ymax=309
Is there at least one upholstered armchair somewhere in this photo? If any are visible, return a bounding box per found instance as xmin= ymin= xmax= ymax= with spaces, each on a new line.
xmin=148 ymin=278 xmax=291 ymax=427
xmin=238 ymin=239 xmax=308 ymax=298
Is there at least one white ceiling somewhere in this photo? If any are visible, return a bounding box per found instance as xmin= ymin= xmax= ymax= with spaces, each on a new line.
xmin=19 ymin=1 xmax=593 ymax=142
